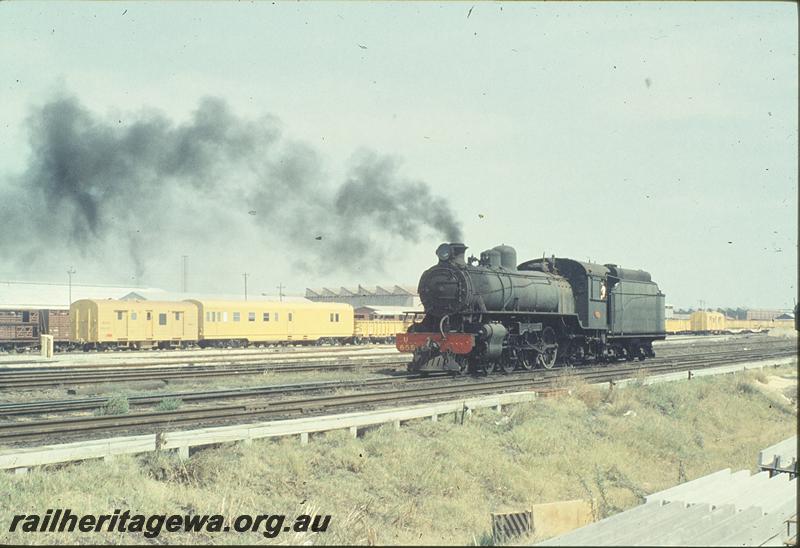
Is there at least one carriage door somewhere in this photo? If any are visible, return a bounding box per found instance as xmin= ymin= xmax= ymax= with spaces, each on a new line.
xmin=171 ymin=310 xmax=185 ymax=339
xmin=145 ymin=311 xmax=154 ymax=340
xmin=113 ymin=310 xmax=129 ymax=340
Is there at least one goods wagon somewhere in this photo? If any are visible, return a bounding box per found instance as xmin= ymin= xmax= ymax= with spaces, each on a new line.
xmin=0 ymin=308 xmax=71 ymax=351
xmin=0 ymin=309 xmax=40 ymax=350
xmin=724 ymin=319 xmax=769 ymax=333
xmin=70 ymin=299 xmax=198 ymax=349
xmin=665 ymin=318 xmax=691 ymax=334
xmin=190 ymin=300 xmax=354 ymax=347
xmin=690 ymin=311 xmax=726 ymax=333
xmin=353 ymin=307 xmax=416 ymax=343
xmin=353 ymin=319 xmax=408 ymax=342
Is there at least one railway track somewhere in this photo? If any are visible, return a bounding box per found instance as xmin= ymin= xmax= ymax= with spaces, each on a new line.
xmin=0 ymin=343 xmax=794 ymax=445
xmin=0 ymin=344 xmax=397 ymax=368
xmin=0 ymin=335 xmax=788 ymax=392
xmin=0 ymin=356 xmax=407 ymax=390
xmin=1 ymin=342 xmax=795 ymax=416
xmin=0 ymin=332 xmax=777 ymax=369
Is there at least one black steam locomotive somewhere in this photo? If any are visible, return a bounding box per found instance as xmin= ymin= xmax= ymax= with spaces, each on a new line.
xmin=397 ymin=243 xmax=666 ymax=374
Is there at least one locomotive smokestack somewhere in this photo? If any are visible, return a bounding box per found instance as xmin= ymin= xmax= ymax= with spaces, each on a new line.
xmin=435 ymin=242 xmax=467 ymax=264
xmin=450 ymin=243 xmax=467 ymax=265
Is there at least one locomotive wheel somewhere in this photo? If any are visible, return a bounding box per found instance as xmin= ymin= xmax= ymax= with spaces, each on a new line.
xmin=519 ymin=353 xmax=534 ymax=371
xmin=500 ymin=359 xmax=515 ymax=374
xmin=538 ymin=347 xmax=558 ymax=369
xmin=482 ymin=361 xmax=496 ymax=375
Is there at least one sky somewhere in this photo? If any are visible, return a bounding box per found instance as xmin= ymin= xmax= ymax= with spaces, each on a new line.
xmin=0 ymin=1 xmax=796 ymax=309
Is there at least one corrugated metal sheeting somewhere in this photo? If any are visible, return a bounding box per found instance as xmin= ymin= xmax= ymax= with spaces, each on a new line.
xmin=119 ymin=290 xmax=309 ymax=303
xmin=538 ymin=437 xmax=797 ymax=546
xmin=0 ymin=281 xmax=166 ymax=310
xmin=306 ymin=285 xmax=420 ymax=307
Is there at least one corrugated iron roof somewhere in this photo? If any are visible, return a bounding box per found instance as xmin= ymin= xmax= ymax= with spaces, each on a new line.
xmin=305 ymin=285 xmax=419 ymax=297
xmin=354 ymin=305 xmax=424 ymax=316
xmin=0 ymin=280 xmax=166 ymax=310
xmin=121 ymin=290 xmax=309 ymax=303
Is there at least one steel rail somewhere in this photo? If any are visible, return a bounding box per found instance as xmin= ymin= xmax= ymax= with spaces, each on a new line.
xmin=0 ymin=357 xmax=407 ymax=390
xmin=1 ymin=338 xmax=793 ymax=391
xmin=0 ymin=343 xmax=795 ymax=416
xmin=0 ymin=346 xmax=794 ymax=444
xmin=0 ymin=333 xmax=780 ymax=372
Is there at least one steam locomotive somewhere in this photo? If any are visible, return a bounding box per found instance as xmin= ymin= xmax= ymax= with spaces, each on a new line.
xmin=396 ymin=243 xmax=666 ymax=374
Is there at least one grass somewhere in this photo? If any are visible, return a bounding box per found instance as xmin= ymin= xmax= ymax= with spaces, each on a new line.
xmin=0 ymin=364 xmax=795 ymax=545
xmin=94 ymin=393 xmax=130 ymax=416
xmin=155 ymin=397 xmax=183 ymax=411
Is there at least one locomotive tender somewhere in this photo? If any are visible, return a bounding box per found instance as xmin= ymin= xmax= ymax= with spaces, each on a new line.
xmin=396 ymin=243 xmax=666 ymax=374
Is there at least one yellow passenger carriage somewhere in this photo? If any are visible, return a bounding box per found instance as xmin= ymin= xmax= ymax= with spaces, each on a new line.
xmin=189 ymin=300 xmax=354 ymax=346
xmin=70 ymin=299 xmax=198 ymax=349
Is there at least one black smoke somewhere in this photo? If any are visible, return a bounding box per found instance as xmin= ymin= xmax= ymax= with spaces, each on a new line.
xmin=0 ymin=94 xmax=462 ymax=281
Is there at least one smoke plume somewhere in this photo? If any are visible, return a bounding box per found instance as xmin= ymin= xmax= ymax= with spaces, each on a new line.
xmin=0 ymin=94 xmax=463 ymax=284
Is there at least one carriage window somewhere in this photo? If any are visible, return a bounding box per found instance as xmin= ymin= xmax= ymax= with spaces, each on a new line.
xmin=146 ymin=312 xmax=152 ymax=321
xmin=330 ymin=313 xmax=334 ymax=322
xmin=116 ymin=311 xmax=123 ymax=320
xmin=275 ymin=313 xmax=279 ymax=322
xmin=222 ymin=312 xmax=228 ymax=322
xmin=288 ymin=313 xmax=293 ymax=322
xmin=158 ymin=313 xmax=167 ymax=325
xmin=206 ymin=312 xmax=211 ymax=322
xmin=263 ymin=312 xmax=270 ymax=322
xmin=335 ymin=313 xmax=340 ymax=322
xmin=233 ymin=312 xmax=240 ymax=322
xmin=131 ymin=312 xmax=138 ymax=320
xmin=248 ymin=312 xmax=256 ymax=322
xmin=174 ymin=312 xmax=182 ymax=320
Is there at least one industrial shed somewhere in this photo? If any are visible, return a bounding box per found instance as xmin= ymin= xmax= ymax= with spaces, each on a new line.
xmin=354 ymin=305 xmax=423 ymax=321
xmin=0 ymin=280 xmax=166 ymax=310
xmin=120 ymin=290 xmax=310 ymax=303
xmin=306 ymin=285 xmax=420 ymax=308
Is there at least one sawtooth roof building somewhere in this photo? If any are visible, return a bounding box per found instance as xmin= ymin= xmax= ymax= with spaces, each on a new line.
xmin=305 ymin=285 xmax=420 ymax=308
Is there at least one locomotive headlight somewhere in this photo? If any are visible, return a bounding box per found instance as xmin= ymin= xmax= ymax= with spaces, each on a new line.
xmin=436 ymin=244 xmax=452 ymax=261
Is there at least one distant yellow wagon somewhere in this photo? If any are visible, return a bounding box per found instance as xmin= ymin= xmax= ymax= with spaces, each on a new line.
xmin=664 ymin=318 xmax=691 ymax=334
xmin=353 ymin=305 xmax=418 ymax=343
xmin=690 ymin=311 xmax=726 ymax=333
xmin=70 ymin=299 xmax=198 ymax=349
xmin=189 ymin=300 xmax=354 ymax=347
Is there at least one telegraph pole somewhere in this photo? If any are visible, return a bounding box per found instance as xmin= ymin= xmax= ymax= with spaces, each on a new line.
xmin=67 ymin=267 xmax=76 ymax=305
xmin=182 ymin=255 xmax=188 ymax=292
xmin=243 ymin=273 xmax=249 ymax=301
xmin=277 ymin=283 xmax=285 ymax=302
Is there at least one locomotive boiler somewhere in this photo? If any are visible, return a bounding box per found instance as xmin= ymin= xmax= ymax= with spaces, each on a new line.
xmin=396 ymin=243 xmax=666 ymax=374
